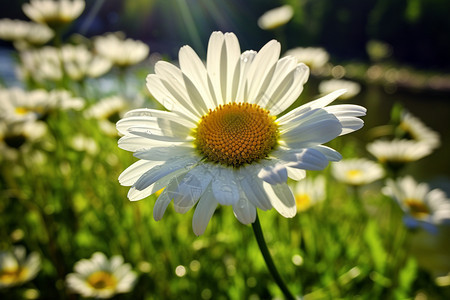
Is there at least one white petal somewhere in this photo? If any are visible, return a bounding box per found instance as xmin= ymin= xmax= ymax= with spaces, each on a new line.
xmin=192 ymin=187 xmax=218 ymax=236
xmin=278 ymin=148 xmax=329 ymax=170
xmin=123 ymin=108 xmax=195 ymax=128
xmin=265 ymin=62 xmax=310 ymax=115
xmin=146 ymin=73 xmax=199 ymax=122
xmin=118 ymin=135 xmax=186 ymax=152
xmin=211 ymin=167 xmax=240 ymax=205
xmin=310 ymin=145 xmax=342 ymax=161
xmin=206 ymin=31 xmax=225 ymax=106
xmin=232 ymin=185 xmax=256 ymax=224
xmin=223 ymin=32 xmax=241 ymax=104
xmin=246 ymin=40 xmax=281 ymax=104
xmin=257 ymin=161 xmax=288 ymax=184
xmin=234 ymin=50 xmax=257 ymax=103
xmin=134 ymin=145 xmax=195 ymax=161
xmin=178 ymin=45 xmax=216 ymax=110
xmin=286 ymin=167 xmax=306 ymax=180
xmin=153 ymin=171 xmax=189 ymax=221
xmin=264 ymin=182 xmax=297 ymax=218
xmin=128 ymin=129 xmax=192 ymax=143
xmin=337 ymin=117 xmax=365 ymax=135
xmin=277 ymin=89 xmax=346 ymax=124
xmin=173 ymin=164 xmax=216 ymax=213
xmin=281 ymin=113 xmax=342 ymax=148
xmin=117 ymin=116 xmax=191 ymax=137
xmin=119 ymin=159 xmax=161 ymax=186
xmin=239 ymin=166 xmax=273 ymax=210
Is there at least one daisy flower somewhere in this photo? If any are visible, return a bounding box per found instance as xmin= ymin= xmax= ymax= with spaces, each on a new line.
xmin=0 ymin=246 xmax=41 ymax=289
xmin=319 ymin=79 xmax=361 ymax=100
xmin=0 ymin=19 xmax=54 ymax=49
xmin=331 ymin=158 xmax=384 ymax=186
xmin=85 ymin=96 xmax=130 ymax=136
xmin=383 ymin=176 xmax=450 ymax=233
xmin=94 ymin=32 xmax=149 ymax=67
xmin=399 ymin=110 xmax=440 ymax=149
xmin=257 ymin=5 xmax=294 ymax=30
xmin=66 ymin=252 xmax=137 ymax=299
xmin=22 ymin=0 xmax=85 ymax=27
xmin=284 ymin=47 xmax=330 ymax=72
xmin=292 ymin=176 xmax=326 ymax=212
xmin=367 ymin=139 xmax=433 ymax=164
xmin=117 ymin=31 xmax=366 ymax=235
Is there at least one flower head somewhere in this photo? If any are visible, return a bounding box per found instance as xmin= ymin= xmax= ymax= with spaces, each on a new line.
xmin=367 ymin=139 xmax=433 ymax=165
xmin=66 ymin=252 xmax=137 ymax=299
xmin=383 ymin=176 xmax=450 ymax=233
xmin=331 ymin=158 xmax=384 ymax=186
xmin=85 ymin=96 xmax=130 ymax=136
xmin=257 ymin=5 xmax=294 ymax=30
xmin=22 ymin=0 xmax=85 ymax=27
xmin=284 ymin=47 xmax=330 ymax=72
xmin=94 ymin=32 xmax=149 ymax=67
xmin=117 ymin=31 xmax=366 ymax=235
xmin=0 ymin=246 xmax=41 ymax=289
xmin=0 ymin=19 xmax=53 ymax=49
xmin=292 ymin=176 xmax=326 ymax=212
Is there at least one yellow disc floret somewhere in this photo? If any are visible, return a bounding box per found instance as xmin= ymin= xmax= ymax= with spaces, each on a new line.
xmin=194 ymin=102 xmax=279 ymax=167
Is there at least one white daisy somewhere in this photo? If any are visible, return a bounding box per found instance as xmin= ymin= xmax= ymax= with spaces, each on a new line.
xmin=22 ymin=0 xmax=85 ymax=27
xmin=292 ymin=175 xmax=326 ymax=212
xmin=94 ymin=32 xmax=149 ymax=67
xmin=367 ymin=139 xmax=433 ymax=164
xmin=399 ymin=110 xmax=440 ymax=149
xmin=383 ymin=176 xmax=450 ymax=233
xmin=0 ymin=87 xmax=84 ymax=120
xmin=257 ymin=5 xmax=294 ymax=30
xmin=319 ymin=79 xmax=361 ymax=100
xmin=0 ymin=246 xmax=41 ymax=289
xmin=85 ymin=96 xmax=129 ymax=136
xmin=0 ymin=19 xmax=54 ymax=48
xmin=66 ymin=252 xmax=137 ymax=299
xmin=284 ymin=47 xmax=330 ymax=72
xmin=60 ymin=44 xmax=112 ymax=81
xmin=117 ymin=31 xmax=366 ymax=235
xmin=331 ymin=158 xmax=384 ymax=186
xmin=19 ymin=46 xmax=63 ymax=83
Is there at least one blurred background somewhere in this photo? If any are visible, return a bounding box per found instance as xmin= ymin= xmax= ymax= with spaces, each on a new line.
xmin=1 ymin=0 xmax=449 ymax=299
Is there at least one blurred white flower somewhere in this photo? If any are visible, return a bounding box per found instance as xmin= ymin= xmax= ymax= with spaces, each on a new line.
xmin=399 ymin=110 xmax=440 ymax=149
xmin=0 ymin=19 xmax=53 ymax=49
xmin=19 ymin=45 xmax=111 ymax=83
xmin=367 ymin=139 xmax=433 ymax=164
xmin=18 ymin=46 xmax=63 ymax=83
xmin=60 ymin=44 xmax=112 ymax=81
xmin=257 ymin=5 xmax=294 ymax=30
xmin=284 ymin=47 xmax=330 ymax=72
xmin=383 ymin=176 xmax=450 ymax=233
xmin=0 ymin=246 xmax=41 ymax=289
xmin=66 ymin=252 xmax=137 ymax=299
xmin=94 ymin=33 xmax=149 ymax=67
xmin=71 ymin=134 xmax=99 ymax=155
xmin=331 ymin=158 xmax=384 ymax=186
xmin=85 ymin=96 xmax=130 ymax=136
xmin=292 ymin=176 xmax=326 ymax=212
xmin=22 ymin=0 xmax=85 ymax=27
xmin=0 ymin=119 xmax=47 ymax=149
xmin=319 ymin=79 xmax=361 ymax=100
xmin=0 ymin=87 xmax=84 ymax=120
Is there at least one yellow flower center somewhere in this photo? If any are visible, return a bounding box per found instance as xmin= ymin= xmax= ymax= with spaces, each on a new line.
xmin=194 ymin=103 xmax=279 ymax=167
xmin=295 ymin=194 xmax=311 ymax=212
xmin=87 ymin=271 xmax=117 ymax=290
xmin=346 ymin=169 xmax=362 ymax=179
xmin=0 ymin=267 xmax=27 ymax=284
xmin=15 ymin=107 xmax=29 ymax=115
xmin=403 ymin=198 xmax=430 ymax=218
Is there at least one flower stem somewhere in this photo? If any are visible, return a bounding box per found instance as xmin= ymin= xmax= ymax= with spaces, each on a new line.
xmin=252 ymin=213 xmax=296 ymax=300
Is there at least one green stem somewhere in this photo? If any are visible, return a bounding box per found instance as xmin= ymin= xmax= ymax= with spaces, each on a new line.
xmin=252 ymin=213 xmax=296 ymax=300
